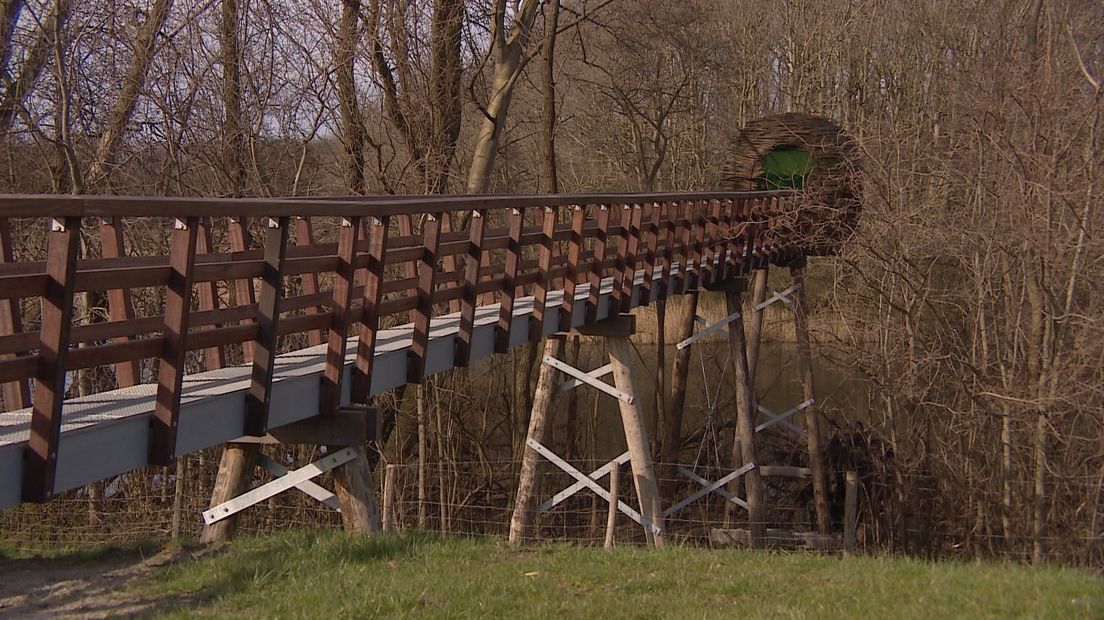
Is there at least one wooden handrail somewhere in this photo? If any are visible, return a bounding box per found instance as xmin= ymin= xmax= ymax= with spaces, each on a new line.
xmin=0 ymin=191 xmax=810 ymax=501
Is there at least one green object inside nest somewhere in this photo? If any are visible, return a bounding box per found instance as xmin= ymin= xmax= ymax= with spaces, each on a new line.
xmin=759 ymin=146 xmax=814 ymax=190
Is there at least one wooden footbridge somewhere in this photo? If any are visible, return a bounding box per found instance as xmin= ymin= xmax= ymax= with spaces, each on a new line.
xmin=0 ymin=115 xmax=860 ymax=547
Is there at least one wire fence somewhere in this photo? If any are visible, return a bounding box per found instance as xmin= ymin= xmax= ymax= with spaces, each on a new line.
xmin=2 ymin=450 xmax=1101 ymax=569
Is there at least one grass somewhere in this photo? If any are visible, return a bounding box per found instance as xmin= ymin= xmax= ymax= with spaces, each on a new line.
xmin=134 ymin=530 xmax=1103 ymax=618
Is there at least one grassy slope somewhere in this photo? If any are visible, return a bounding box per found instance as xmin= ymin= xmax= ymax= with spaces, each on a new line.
xmin=141 ymin=531 xmax=1102 ymax=619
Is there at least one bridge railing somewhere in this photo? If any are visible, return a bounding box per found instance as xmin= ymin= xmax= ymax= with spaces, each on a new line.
xmin=0 ymin=190 xmax=796 ymax=500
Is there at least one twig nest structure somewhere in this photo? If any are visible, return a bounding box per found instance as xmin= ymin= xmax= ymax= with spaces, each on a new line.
xmin=722 ymin=113 xmax=862 ymax=258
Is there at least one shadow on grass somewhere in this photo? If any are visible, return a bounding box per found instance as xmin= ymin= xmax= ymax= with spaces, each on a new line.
xmin=151 ymin=531 xmax=440 ymax=613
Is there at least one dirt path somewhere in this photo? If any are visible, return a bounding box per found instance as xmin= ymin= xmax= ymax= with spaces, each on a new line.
xmin=0 ymin=546 xmax=197 ymax=619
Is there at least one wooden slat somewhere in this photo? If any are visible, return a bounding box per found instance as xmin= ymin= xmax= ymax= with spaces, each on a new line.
xmin=150 ymin=217 xmax=200 ymax=466
xmin=408 ymin=213 xmax=442 ymax=383
xmin=619 ymin=205 xmax=642 ymax=314
xmin=228 ymin=216 xmax=256 ymax=363
xmin=98 ymin=217 xmax=141 ymax=387
xmin=688 ymin=201 xmax=706 ymax=292
xmin=586 ymin=205 xmax=611 ymax=324
xmin=320 ymin=217 xmax=360 ymax=414
xmin=657 ymin=202 xmax=675 ymax=301
xmin=195 ymin=218 xmax=225 ymax=371
xmin=456 ymin=209 xmax=486 ymax=367
xmin=559 ymin=205 xmax=585 ymax=332
xmin=0 ymin=218 xmax=29 ymax=410
xmin=530 ymin=206 xmax=557 ymax=341
xmin=640 ymin=202 xmax=661 ymax=306
xmin=351 ymin=216 xmax=389 ymax=403
xmin=716 ymin=199 xmax=735 ymax=281
xmin=294 ymin=217 xmax=324 ymax=347
xmin=701 ymin=200 xmax=720 ymax=289
xmin=23 ymin=217 xmax=81 ymax=501
xmin=496 ymin=208 xmax=524 ymax=353
xmin=243 ymin=217 xmax=290 ymax=436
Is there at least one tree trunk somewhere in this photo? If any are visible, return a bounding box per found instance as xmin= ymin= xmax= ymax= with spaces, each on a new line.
xmin=725 ymin=289 xmax=766 ymax=548
xmin=509 ymin=337 xmax=565 ymax=543
xmin=85 ymin=0 xmax=173 ymax=189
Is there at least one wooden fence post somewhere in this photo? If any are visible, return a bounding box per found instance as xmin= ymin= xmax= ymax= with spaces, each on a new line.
xmin=604 ymin=460 xmax=620 ymax=549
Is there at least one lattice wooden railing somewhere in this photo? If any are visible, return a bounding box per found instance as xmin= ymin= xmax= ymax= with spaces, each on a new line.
xmin=0 ymin=191 xmax=799 ymax=500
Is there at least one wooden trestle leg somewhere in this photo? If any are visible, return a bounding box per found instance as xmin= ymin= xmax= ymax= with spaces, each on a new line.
xmin=199 ymin=443 xmax=260 ymax=543
xmin=508 ymin=336 xmax=566 ymax=543
xmin=724 ymin=285 xmax=766 ymax=549
xmin=510 ymin=316 xmax=666 ymax=547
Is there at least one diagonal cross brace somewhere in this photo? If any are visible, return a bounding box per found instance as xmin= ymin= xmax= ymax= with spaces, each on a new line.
xmin=537 ymin=450 xmax=630 ymax=513
xmin=667 ymin=465 xmax=749 ymax=515
xmin=752 ymin=282 xmax=802 ymax=312
xmin=752 ymin=399 xmax=813 ymax=437
xmin=557 ymin=363 xmax=613 ymax=393
xmin=677 ymin=310 xmax=742 ymax=350
xmin=527 ymin=438 xmax=660 ymax=537
xmin=256 ymin=454 xmax=340 ymax=511
xmin=663 ymin=462 xmax=756 ymax=517
xmin=543 ymin=356 xmax=633 ymax=404
xmin=202 ymin=447 xmax=356 ymax=525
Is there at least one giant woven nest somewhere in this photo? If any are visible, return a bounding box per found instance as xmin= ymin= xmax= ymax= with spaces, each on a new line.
xmin=721 ymin=113 xmax=862 ymax=259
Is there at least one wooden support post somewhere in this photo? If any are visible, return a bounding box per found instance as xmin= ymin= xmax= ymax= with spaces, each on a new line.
xmin=604 ymin=460 xmax=620 ymax=549
xmin=23 ymin=217 xmax=80 ymax=502
xmin=658 ymin=202 xmax=676 ymax=301
xmin=320 ymin=217 xmax=361 ymax=414
xmin=606 ymin=332 xmax=666 ymax=547
xmin=660 ymin=289 xmax=698 ymax=504
xmin=228 ymin=216 xmax=256 ymax=363
xmin=559 ymin=205 xmax=585 ymax=332
xmin=199 ymin=442 xmax=260 ymax=543
xmin=531 ymin=206 xmax=557 ymax=341
xmin=195 ymin=218 xmax=225 ymax=371
xmin=746 ymin=267 xmax=769 ymax=386
xmin=98 ymin=217 xmax=141 ymax=387
xmin=724 ymin=286 xmax=766 ymax=548
xmin=409 ymin=213 xmax=442 ymax=383
xmin=617 ymin=205 xmax=642 ymax=313
xmin=244 ymin=216 xmax=290 ymax=436
xmin=382 ymin=463 xmax=398 ymax=532
xmin=789 ymin=260 xmax=831 ymax=534
xmin=294 ymin=217 xmax=324 ymax=347
xmin=456 ymin=210 xmax=486 ymax=366
xmin=150 ymin=217 xmax=200 ymax=465
xmin=497 ymin=208 xmax=524 ymax=353
xmin=509 ymin=336 xmax=566 ymax=543
xmin=844 ymin=470 xmax=858 ymax=555
xmin=640 ymin=202 xmax=661 ymax=306
xmin=612 ymin=205 xmax=632 ymax=313
xmin=352 ymin=216 xmax=388 ymax=403
xmin=585 ymin=205 xmax=611 ymax=324
xmin=0 ymin=218 xmax=30 ymax=410
xmin=332 ymin=445 xmax=382 ymax=533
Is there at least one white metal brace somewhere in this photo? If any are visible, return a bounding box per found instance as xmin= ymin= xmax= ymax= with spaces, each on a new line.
xmin=672 ymin=466 xmax=749 ymax=512
xmin=753 ymin=282 xmax=802 ymax=312
xmin=543 ymin=356 xmax=634 ymax=404
xmin=538 ymin=450 xmax=630 ymax=513
xmin=556 ymin=363 xmax=613 ymax=393
xmin=676 ymin=309 xmax=742 ymax=350
xmin=527 ymin=438 xmax=661 ymax=537
xmin=748 ymin=399 xmax=814 ymax=438
xmin=663 ymin=462 xmax=756 ymax=517
xmin=256 ymin=454 xmax=340 ymax=511
xmin=202 ymin=447 xmax=356 ymax=525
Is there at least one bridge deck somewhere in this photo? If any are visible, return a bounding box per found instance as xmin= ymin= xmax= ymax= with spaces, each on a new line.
xmin=0 ymin=273 xmax=658 ymax=510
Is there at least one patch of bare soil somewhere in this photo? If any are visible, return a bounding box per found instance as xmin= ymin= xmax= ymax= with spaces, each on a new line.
xmin=0 ymin=545 xmax=202 ymax=619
